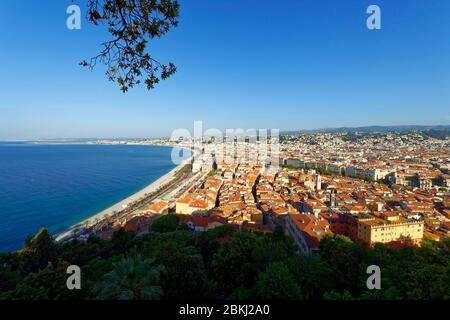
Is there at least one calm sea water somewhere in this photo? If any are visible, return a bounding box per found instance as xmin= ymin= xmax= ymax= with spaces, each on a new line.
xmin=0 ymin=143 xmax=178 ymax=252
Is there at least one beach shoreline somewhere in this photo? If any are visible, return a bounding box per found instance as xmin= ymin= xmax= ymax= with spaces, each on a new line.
xmin=54 ymin=145 xmax=193 ymax=242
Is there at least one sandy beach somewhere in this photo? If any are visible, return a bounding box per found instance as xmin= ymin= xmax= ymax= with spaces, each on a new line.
xmin=55 ymin=153 xmax=191 ymax=242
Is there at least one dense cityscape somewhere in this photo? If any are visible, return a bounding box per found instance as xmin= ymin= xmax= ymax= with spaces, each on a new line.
xmin=1 ymin=130 xmax=449 ymax=302
xmin=79 ymin=130 xmax=450 ymax=252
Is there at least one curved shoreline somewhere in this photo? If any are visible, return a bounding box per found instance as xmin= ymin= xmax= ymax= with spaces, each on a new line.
xmin=54 ymin=145 xmax=193 ymax=242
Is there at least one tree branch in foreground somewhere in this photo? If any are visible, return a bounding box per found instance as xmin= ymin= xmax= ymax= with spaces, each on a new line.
xmin=80 ymin=0 xmax=179 ymax=92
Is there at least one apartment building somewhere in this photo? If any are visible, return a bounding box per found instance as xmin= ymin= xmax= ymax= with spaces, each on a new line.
xmin=357 ymin=213 xmax=424 ymax=245
xmin=285 ymin=212 xmax=332 ymax=255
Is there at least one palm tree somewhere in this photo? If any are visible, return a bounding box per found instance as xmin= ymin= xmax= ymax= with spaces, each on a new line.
xmin=83 ymin=220 xmax=90 ymax=229
xmin=93 ymin=255 xmax=165 ymax=300
xmin=71 ymin=228 xmax=79 ymax=236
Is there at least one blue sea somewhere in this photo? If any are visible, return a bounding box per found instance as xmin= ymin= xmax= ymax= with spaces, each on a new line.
xmin=0 ymin=143 xmax=180 ymax=252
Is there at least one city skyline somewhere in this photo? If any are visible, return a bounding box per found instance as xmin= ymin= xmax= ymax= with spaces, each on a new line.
xmin=1 ymin=0 xmax=449 ymax=140
xmin=1 ymin=124 xmax=449 ymax=142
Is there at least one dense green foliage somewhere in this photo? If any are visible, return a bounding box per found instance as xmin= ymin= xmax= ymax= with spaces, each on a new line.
xmin=93 ymin=255 xmax=164 ymax=300
xmin=150 ymin=214 xmax=181 ymax=233
xmin=314 ymin=167 xmax=332 ymax=176
xmin=0 ymin=222 xmax=449 ymax=300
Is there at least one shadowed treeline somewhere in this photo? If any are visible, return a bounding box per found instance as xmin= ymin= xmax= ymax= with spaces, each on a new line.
xmin=0 ymin=217 xmax=449 ymax=300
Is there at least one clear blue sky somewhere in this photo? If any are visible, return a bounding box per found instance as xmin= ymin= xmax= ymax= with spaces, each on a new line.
xmin=0 ymin=0 xmax=449 ymax=140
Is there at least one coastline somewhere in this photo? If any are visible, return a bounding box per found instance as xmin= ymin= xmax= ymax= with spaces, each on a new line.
xmin=54 ymin=145 xmax=193 ymax=242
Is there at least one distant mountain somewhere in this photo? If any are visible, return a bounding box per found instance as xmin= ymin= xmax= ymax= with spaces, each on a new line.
xmin=281 ymin=125 xmax=450 ymax=135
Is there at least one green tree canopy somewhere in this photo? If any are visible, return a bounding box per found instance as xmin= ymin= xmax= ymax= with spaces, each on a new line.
xmin=2 ymin=264 xmax=81 ymax=300
xmin=150 ymin=214 xmax=180 ymax=233
xmin=93 ymin=255 xmax=164 ymax=300
xmin=255 ymin=262 xmax=302 ymax=300
xmin=18 ymin=228 xmax=59 ymax=274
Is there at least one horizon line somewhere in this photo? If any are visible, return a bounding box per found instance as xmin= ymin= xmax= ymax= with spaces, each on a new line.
xmin=1 ymin=123 xmax=449 ymax=142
